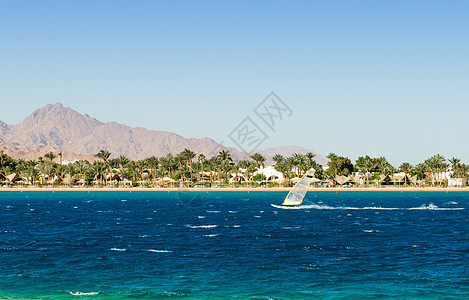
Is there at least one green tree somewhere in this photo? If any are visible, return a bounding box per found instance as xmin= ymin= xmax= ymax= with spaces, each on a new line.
xmin=95 ymin=150 xmax=112 ymax=185
xmin=355 ymin=156 xmax=374 ymax=185
xmin=44 ymin=151 xmax=56 ymax=162
xmin=250 ymin=152 xmax=266 ymax=170
xmin=449 ymin=157 xmax=461 ymax=171
xmin=180 ymin=148 xmax=196 ymax=182
xmin=326 ymin=153 xmax=353 ymax=182
xmin=145 ymin=156 xmax=159 ymax=181
xmin=74 ymin=160 xmax=91 ymax=186
xmin=399 ymin=162 xmax=413 ymax=186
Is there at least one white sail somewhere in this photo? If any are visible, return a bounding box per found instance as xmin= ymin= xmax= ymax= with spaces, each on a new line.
xmin=282 ymin=168 xmax=316 ymax=206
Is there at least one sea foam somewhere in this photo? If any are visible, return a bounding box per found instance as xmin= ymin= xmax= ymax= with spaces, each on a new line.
xmin=70 ymin=291 xmax=99 ymax=296
xmin=185 ymin=225 xmax=217 ymax=229
xmin=272 ymin=203 xmax=464 ymax=211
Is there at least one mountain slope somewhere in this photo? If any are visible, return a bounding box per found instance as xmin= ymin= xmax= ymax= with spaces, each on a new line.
xmin=1 ymin=103 xmax=245 ymax=160
xmin=0 ymin=103 xmax=325 ymax=164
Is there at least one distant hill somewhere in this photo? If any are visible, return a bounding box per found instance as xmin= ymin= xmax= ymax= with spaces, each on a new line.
xmin=0 ymin=103 xmax=326 ymax=164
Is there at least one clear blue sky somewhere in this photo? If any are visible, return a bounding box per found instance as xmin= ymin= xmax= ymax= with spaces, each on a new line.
xmin=1 ymin=0 xmax=468 ymax=165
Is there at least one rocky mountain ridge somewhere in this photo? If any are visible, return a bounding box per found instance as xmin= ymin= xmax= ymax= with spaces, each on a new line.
xmin=0 ymin=103 xmax=326 ymax=165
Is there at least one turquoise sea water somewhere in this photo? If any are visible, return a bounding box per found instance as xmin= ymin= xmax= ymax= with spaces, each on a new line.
xmin=0 ymin=191 xmax=468 ymax=299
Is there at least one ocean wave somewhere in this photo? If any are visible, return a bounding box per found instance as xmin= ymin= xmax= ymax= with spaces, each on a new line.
xmin=408 ymin=204 xmax=464 ymax=210
xmin=282 ymin=226 xmax=301 ymax=229
xmin=203 ymin=234 xmax=218 ymax=237
xmin=185 ymin=225 xmax=217 ymax=229
xmin=206 ymin=210 xmax=220 ymax=213
xmin=69 ymin=291 xmax=99 ymax=296
xmin=272 ymin=203 xmax=464 ymax=211
xmin=110 ymin=248 xmax=126 ymax=251
xmin=148 ymin=249 xmax=172 ymax=253
xmin=197 ymin=216 xmax=206 ymax=219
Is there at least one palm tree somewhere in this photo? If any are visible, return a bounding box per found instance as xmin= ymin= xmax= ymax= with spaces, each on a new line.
xmin=453 ymin=164 xmax=469 ymax=187
xmin=415 ymin=163 xmax=428 ymax=184
xmin=64 ymin=163 xmax=76 ymax=186
xmin=399 ymin=162 xmax=413 ymax=187
xmin=305 ymin=152 xmax=316 ymax=168
xmin=180 ymin=149 xmax=196 ymax=182
xmin=159 ymin=154 xmax=176 ymax=179
xmin=326 ymin=153 xmax=339 ymax=183
xmin=117 ymin=155 xmax=130 ymax=169
xmin=272 ymin=154 xmax=284 ymax=166
xmin=217 ymin=150 xmax=232 ymax=163
xmin=74 ymin=160 xmax=90 ymax=186
xmin=44 ymin=151 xmax=56 ymax=162
xmin=91 ymin=162 xmax=106 ymax=185
xmin=426 ymin=154 xmax=447 ymax=186
xmin=217 ymin=150 xmax=233 ymax=183
xmin=95 ymin=150 xmax=112 ymax=185
xmin=449 ymin=157 xmax=461 ymax=172
xmin=198 ymin=154 xmax=206 ymax=181
xmin=95 ymin=150 xmax=111 ymax=164
xmin=355 ymin=156 xmax=374 ymax=185
xmin=250 ymin=153 xmax=266 ymax=170
xmin=145 ymin=156 xmax=159 ymax=183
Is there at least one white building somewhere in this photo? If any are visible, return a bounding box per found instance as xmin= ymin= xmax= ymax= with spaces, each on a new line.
xmin=253 ymin=166 xmax=284 ymax=183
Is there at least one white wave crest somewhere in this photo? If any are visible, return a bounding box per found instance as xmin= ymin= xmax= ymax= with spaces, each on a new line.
xmin=272 ymin=203 xmax=464 ymax=211
xmin=70 ymin=291 xmax=99 ymax=296
xmin=110 ymin=248 xmax=126 ymax=251
xmin=282 ymin=226 xmax=301 ymax=229
xmin=148 ymin=249 xmax=172 ymax=253
xmin=185 ymin=225 xmax=217 ymax=229
xmin=203 ymin=234 xmax=218 ymax=237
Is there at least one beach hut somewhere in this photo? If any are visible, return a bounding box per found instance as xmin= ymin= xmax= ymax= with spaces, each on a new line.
xmin=392 ymin=174 xmax=411 ymax=186
xmin=408 ymin=175 xmax=419 ymax=186
xmin=108 ymin=174 xmax=122 ymax=186
xmin=378 ymin=175 xmax=392 ymax=185
xmin=336 ymin=175 xmax=352 ymax=186
xmin=63 ymin=174 xmax=76 ymax=185
xmin=6 ymin=173 xmax=20 ymax=183
xmin=290 ymin=177 xmax=301 ymax=183
xmin=350 ymin=175 xmax=362 ymax=186
xmin=48 ymin=175 xmax=63 ymax=184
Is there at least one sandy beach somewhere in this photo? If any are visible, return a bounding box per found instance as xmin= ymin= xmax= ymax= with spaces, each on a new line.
xmin=2 ymin=186 xmax=469 ymax=192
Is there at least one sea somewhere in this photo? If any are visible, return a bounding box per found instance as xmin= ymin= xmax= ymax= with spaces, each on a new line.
xmin=0 ymin=191 xmax=468 ymax=299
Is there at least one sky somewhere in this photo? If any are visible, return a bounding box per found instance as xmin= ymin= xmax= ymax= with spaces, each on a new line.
xmin=1 ymin=0 xmax=468 ymax=165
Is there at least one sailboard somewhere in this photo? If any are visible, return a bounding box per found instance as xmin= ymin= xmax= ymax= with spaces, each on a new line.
xmin=281 ymin=168 xmax=316 ymax=206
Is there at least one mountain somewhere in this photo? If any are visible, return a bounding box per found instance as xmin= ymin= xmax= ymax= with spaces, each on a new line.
xmin=0 ymin=103 xmax=325 ymax=164
xmin=0 ymin=103 xmax=246 ymax=161
xmin=0 ymin=120 xmax=9 ymax=136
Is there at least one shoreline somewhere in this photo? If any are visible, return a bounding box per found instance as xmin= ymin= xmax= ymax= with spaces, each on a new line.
xmin=1 ymin=186 xmax=469 ymax=192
